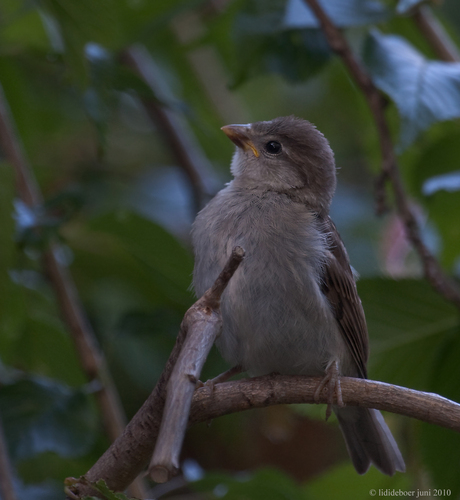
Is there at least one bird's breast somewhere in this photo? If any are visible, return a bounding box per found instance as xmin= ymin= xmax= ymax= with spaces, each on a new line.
xmin=192 ymin=188 xmax=345 ymax=376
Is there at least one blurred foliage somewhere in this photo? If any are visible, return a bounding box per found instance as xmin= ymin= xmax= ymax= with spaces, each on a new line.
xmin=1 ymin=0 xmax=460 ymax=499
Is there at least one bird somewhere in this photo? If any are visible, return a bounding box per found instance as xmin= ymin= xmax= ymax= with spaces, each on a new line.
xmin=191 ymin=115 xmax=405 ymax=475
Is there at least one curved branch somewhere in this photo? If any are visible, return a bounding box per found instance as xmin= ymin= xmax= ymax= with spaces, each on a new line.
xmin=70 ymin=373 xmax=460 ymax=497
xmin=190 ymin=376 xmax=460 ymax=433
xmin=73 ymin=247 xmax=245 ymax=498
xmin=304 ymin=0 xmax=460 ymax=310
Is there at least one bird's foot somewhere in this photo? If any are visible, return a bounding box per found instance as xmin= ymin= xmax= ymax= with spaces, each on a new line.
xmin=197 ymin=364 xmax=243 ymax=393
xmin=314 ymin=360 xmax=344 ymax=420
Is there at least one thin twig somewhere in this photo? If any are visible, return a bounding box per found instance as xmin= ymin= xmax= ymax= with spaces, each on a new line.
xmin=0 ymin=415 xmax=18 ymax=500
xmin=70 ymin=373 xmax=460 ymax=497
xmin=71 ymin=247 xmax=245 ymax=497
xmin=0 ymin=84 xmax=146 ymax=499
xmin=412 ymin=5 xmax=460 ymax=62
xmin=304 ymin=0 xmax=460 ymax=309
xmin=120 ymin=45 xmax=217 ymax=214
xmin=149 ymin=246 xmax=245 ymax=483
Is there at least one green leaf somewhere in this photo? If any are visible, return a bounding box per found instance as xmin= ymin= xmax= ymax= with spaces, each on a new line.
xmin=423 ymin=171 xmax=460 ymax=196
xmin=304 ymin=463 xmax=410 ymax=499
xmin=0 ymin=5 xmax=50 ymax=51
xmin=364 ymin=30 xmax=460 ymax=149
xmin=359 ymin=278 xmax=460 ymax=389
xmin=358 ymin=278 xmax=460 ymax=492
xmin=0 ymin=169 xmax=85 ymax=385
xmin=83 ymin=43 xmax=117 ymax=149
xmin=409 ymin=134 xmax=460 ymax=268
xmin=108 ymin=310 xmax=179 ymax=392
xmin=231 ymin=0 xmax=331 ymax=86
xmin=422 ymin=190 xmax=460 ymax=269
xmin=87 ymin=211 xmax=194 ymax=308
xmin=0 ymin=376 xmax=98 ymax=460
xmin=192 ymin=467 xmax=309 ymax=500
xmin=37 ymin=0 xmax=122 ymax=84
xmin=419 ymin=325 xmax=460 ymax=499
xmin=284 ymin=0 xmax=390 ymax=29
xmin=420 ymin=423 xmax=460 ymax=499
xmin=83 ymin=479 xmax=132 ymax=500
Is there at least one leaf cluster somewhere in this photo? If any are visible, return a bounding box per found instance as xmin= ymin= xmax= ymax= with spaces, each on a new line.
xmin=0 ymin=0 xmax=460 ymax=499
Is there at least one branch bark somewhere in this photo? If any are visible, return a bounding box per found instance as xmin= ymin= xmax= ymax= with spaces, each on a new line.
xmin=0 ymin=84 xmax=146 ymax=498
xmin=190 ymin=376 xmax=460 ymax=433
xmin=72 ymin=246 xmax=245 ymax=498
xmin=70 ymin=373 xmax=460 ymax=497
xmin=304 ymin=0 xmax=460 ymax=310
xmin=149 ymin=246 xmax=245 ymax=483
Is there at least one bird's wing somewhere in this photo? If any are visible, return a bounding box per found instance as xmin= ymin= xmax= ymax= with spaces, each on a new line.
xmin=321 ymin=216 xmax=369 ymax=379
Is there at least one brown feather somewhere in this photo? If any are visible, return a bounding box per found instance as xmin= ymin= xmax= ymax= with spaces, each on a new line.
xmin=321 ymin=216 xmax=369 ymax=379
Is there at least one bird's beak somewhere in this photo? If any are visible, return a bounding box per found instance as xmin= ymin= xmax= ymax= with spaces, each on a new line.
xmin=221 ymin=124 xmax=259 ymax=158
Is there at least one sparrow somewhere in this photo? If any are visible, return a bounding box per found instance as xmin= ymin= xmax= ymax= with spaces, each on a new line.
xmin=191 ymin=116 xmax=405 ymax=475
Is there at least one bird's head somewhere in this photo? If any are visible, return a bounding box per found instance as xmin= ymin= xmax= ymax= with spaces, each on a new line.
xmin=222 ymin=116 xmax=336 ymax=214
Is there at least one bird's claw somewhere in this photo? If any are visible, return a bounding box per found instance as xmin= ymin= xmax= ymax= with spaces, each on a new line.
xmin=314 ymin=360 xmax=344 ymax=420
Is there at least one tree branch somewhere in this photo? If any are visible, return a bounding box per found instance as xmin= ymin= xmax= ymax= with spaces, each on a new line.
xmin=190 ymin=376 xmax=460 ymax=433
xmin=120 ymin=45 xmax=218 ymax=214
xmin=412 ymin=5 xmax=460 ymax=62
xmin=72 ymin=247 xmax=245 ymax=498
xmin=70 ymin=373 xmax=460 ymax=497
xmin=304 ymin=0 xmax=460 ymax=310
xmin=0 ymin=84 xmax=146 ymax=499
xmin=149 ymin=246 xmax=245 ymax=483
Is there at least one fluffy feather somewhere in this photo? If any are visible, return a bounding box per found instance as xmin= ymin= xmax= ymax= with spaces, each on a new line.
xmin=192 ymin=116 xmax=405 ymax=475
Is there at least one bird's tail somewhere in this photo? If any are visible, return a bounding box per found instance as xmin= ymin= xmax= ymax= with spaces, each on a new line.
xmin=335 ymin=406 xmax=405 ymax=475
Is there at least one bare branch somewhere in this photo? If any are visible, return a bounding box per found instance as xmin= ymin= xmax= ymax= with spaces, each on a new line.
xmin=120 ymin=45 xmax=218 ymax=213
xmin=0 ymin=83 xmax=146 ymax=499
xmin=70 ymin=373 xmax=460 ymax=497
xmin=149 ymin=246 xmax=245 ymax=483
xmin=190 ymin=376 xmax=460 ymax=433
xmin=412 ymin=5 xmax=460 ymax=62
xmin=0 ymin=415 xmax=17 ymax=500
xmin=304 ymin=0 xmax=460 ymax=310
xmin=72 ymin=247 xmax=245 ymax=497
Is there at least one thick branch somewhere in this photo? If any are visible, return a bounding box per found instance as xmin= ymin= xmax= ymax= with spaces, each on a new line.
xmin=73 ymin=247 xmax=245 ymax=498
xmin=304 ymin=0 xmax=460 ymax=310
xmin=71 ymin=320 xmax=187 ymax=498
xmin=0 ymin=84 xmax=146 ymax=499
xmin=190 ymin=376 xmax=460 ymax=433
xmin=72 ymin=373 xmax=460 ymax=497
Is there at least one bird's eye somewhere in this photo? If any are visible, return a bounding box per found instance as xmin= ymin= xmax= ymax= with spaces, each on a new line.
xmin=265 ymin=141 xmax=282 ymax=155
